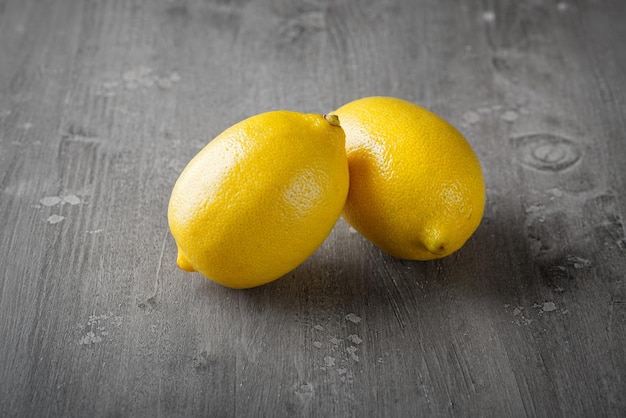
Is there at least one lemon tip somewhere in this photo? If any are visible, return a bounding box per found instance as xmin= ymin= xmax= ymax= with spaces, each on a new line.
xmin=422 ymin=232 xmax=450 ymax=257
xmin=176 ymin=251 xmax=196 ymax=272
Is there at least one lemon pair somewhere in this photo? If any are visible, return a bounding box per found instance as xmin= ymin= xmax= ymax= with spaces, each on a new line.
xmin=168 ymin=97 xmax=485 ymax=288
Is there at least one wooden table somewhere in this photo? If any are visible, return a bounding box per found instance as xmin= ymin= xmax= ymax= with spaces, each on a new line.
xmin=1 ymin=0 xmax=625 ymax=416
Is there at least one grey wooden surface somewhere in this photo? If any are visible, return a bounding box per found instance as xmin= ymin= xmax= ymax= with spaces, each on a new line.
xmin=1 ymin=0 xmax=625 ymax=416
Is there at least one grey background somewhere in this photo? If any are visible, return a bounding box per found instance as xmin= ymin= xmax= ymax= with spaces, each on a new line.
xmin=1 ymin=0 xmax=625 ymax=416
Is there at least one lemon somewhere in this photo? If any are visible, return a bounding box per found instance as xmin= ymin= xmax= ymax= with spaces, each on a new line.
xmin=168 ymin=111 xmax=349 ymax=288
xmin=334 ymin=96 xmax=485 ymax=260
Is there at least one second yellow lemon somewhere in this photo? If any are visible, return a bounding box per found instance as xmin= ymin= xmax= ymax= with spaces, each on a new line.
xmin=168 ymin=111 xmax=349 ymax=288
xmin=334 ymin=96 xmax=485 ymax=260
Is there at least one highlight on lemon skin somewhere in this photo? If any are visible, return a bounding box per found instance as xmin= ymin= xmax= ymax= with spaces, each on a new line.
xmin=167 ymin=110 xmax=349 ymax=289
xmin=334 ymin=96 xmax=485 ymax=261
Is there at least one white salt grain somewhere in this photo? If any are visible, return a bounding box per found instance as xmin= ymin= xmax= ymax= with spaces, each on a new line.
xmin=63 ymin=194 xmax=81 ymax=205
xmin=345 ymin=313 xmax=361 ymax=323
xmin=463 ymin=111 xmax=481 ymax=124
xmin=347 ymin=334 xmax=362 ymax=344
xmin=482 ymin=11 xmax=495 ymax=22
xmin=346 ymin=346 xmax=360 ymax=362
xmin=546 ymin=187 xmax=564 ymax=198
xmin=79 ymin=331 xmax=102 ymax=345
xmin=568 ymin=256 xmax=591 ymax=269
xmin=542 ymin=302 xmax=557 ymax=312
xmin=525 ymin=203 xmax=545 ymax=213
xmin=324 ymin=356 xmax=335 ymax=367
xmin=40 ymin=196 xmax=62 ymax=206
xmin=501 ymin=110 xmax=519 ymax=123
xmin=46 ymin=214 xmax=65 ymax=224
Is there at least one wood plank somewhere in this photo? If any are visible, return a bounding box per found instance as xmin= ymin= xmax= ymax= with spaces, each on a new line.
xmin=0 ymin=0 xmax=625 ymax=416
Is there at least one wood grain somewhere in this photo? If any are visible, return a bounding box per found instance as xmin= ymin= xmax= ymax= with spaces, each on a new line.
xmin=1 ymin=0 xmax=625 ymax=416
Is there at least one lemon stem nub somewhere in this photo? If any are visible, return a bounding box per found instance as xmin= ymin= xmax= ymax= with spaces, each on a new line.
xmin=324 ymin=114 xmax=340 ymax=127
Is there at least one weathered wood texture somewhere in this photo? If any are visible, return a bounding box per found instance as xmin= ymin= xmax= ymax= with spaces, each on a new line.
xmin=1 ymin=0 xmax=625 ymax=416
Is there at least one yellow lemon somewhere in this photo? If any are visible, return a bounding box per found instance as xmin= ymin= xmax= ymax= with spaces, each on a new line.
xmin=168 ymin=111 xmax=349 ymax=288
xmin=334 ymin=96 xmax=485 ymax=260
